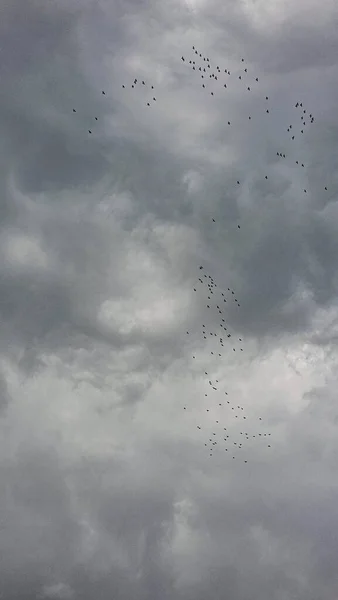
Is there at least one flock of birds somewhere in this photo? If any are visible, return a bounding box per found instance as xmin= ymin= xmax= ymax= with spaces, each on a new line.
xmin=185 ymin=266 xmax=272 ymax=461
xmin=182 ymin=47 xmax=330 ymax=202
xmin=71 ymin=46 xmax=330 ymax=225
xmin=71 ymin=82 xmax=158 ymax=133
xmin=70 ymin=46 xmax=332 ymax=462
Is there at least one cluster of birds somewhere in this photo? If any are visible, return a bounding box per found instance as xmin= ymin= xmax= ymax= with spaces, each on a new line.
xmin=70 ymin=49 xmax=332 ymax=465
xmin=274 ymin=101 xmax=321 ymax=193
xmin=184 ymin=266 xmax=272 ymax=461
xmin=181 ymin=49 xmax=260 ymax=97
xmin=181 ymin=46 xmax=331 ymax=207
xmin=71 ymin=48 xmax=330 ymax=200
xmin=121 ymin=78 xmax=157 ymax=107
xmin=72 ymin=81 xmax=159 ymax=134
xmin=72 ymin=90 xmax=106 ymax=134
xmin=178 ymin=48 xmax=334 ymax=462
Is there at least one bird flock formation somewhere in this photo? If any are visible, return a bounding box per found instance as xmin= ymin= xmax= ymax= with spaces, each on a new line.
xmin=178 ymin=47 xmax=333 ymax=461
xmin=185 ymin=266 xmax=272 ymax=461
xmin=72 ymin=82 xmax=159 ymax=133
xmin=181 ymin=49 xmax=260 ymax=95
xmin=121 ymin=78 xmax=157 ymax=107
xmin=70 ymin=48 xmax=331 ymax=464
xmin=181 ymin=46 xmax=330 ymax=211
xmin=72 ymin=47 xmax=330 ymax=203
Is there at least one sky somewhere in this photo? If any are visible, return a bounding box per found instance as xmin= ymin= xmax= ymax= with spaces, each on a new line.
xmin=1 ymin=0 xmax=338 ymax=598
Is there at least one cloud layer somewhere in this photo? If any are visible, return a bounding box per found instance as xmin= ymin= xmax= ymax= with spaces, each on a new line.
xmin=0 ymin=0 xmax=338 ymax=598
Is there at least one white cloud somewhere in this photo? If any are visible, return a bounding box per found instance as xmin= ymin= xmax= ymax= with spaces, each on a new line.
xmin=40 ymin=582 xmax=74 ymax=599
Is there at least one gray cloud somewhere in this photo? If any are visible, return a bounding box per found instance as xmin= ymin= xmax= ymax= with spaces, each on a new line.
xmin=0 ymin=0 xmax=338 ymax=598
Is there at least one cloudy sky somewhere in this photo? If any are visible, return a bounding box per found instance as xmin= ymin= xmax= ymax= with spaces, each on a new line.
xmin=1 ymin=0 xmax=338 ymax=598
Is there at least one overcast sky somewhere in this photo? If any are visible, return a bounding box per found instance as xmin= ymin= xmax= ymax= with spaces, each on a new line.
xmin=1 ymin=0 xmax=338 ymax=598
